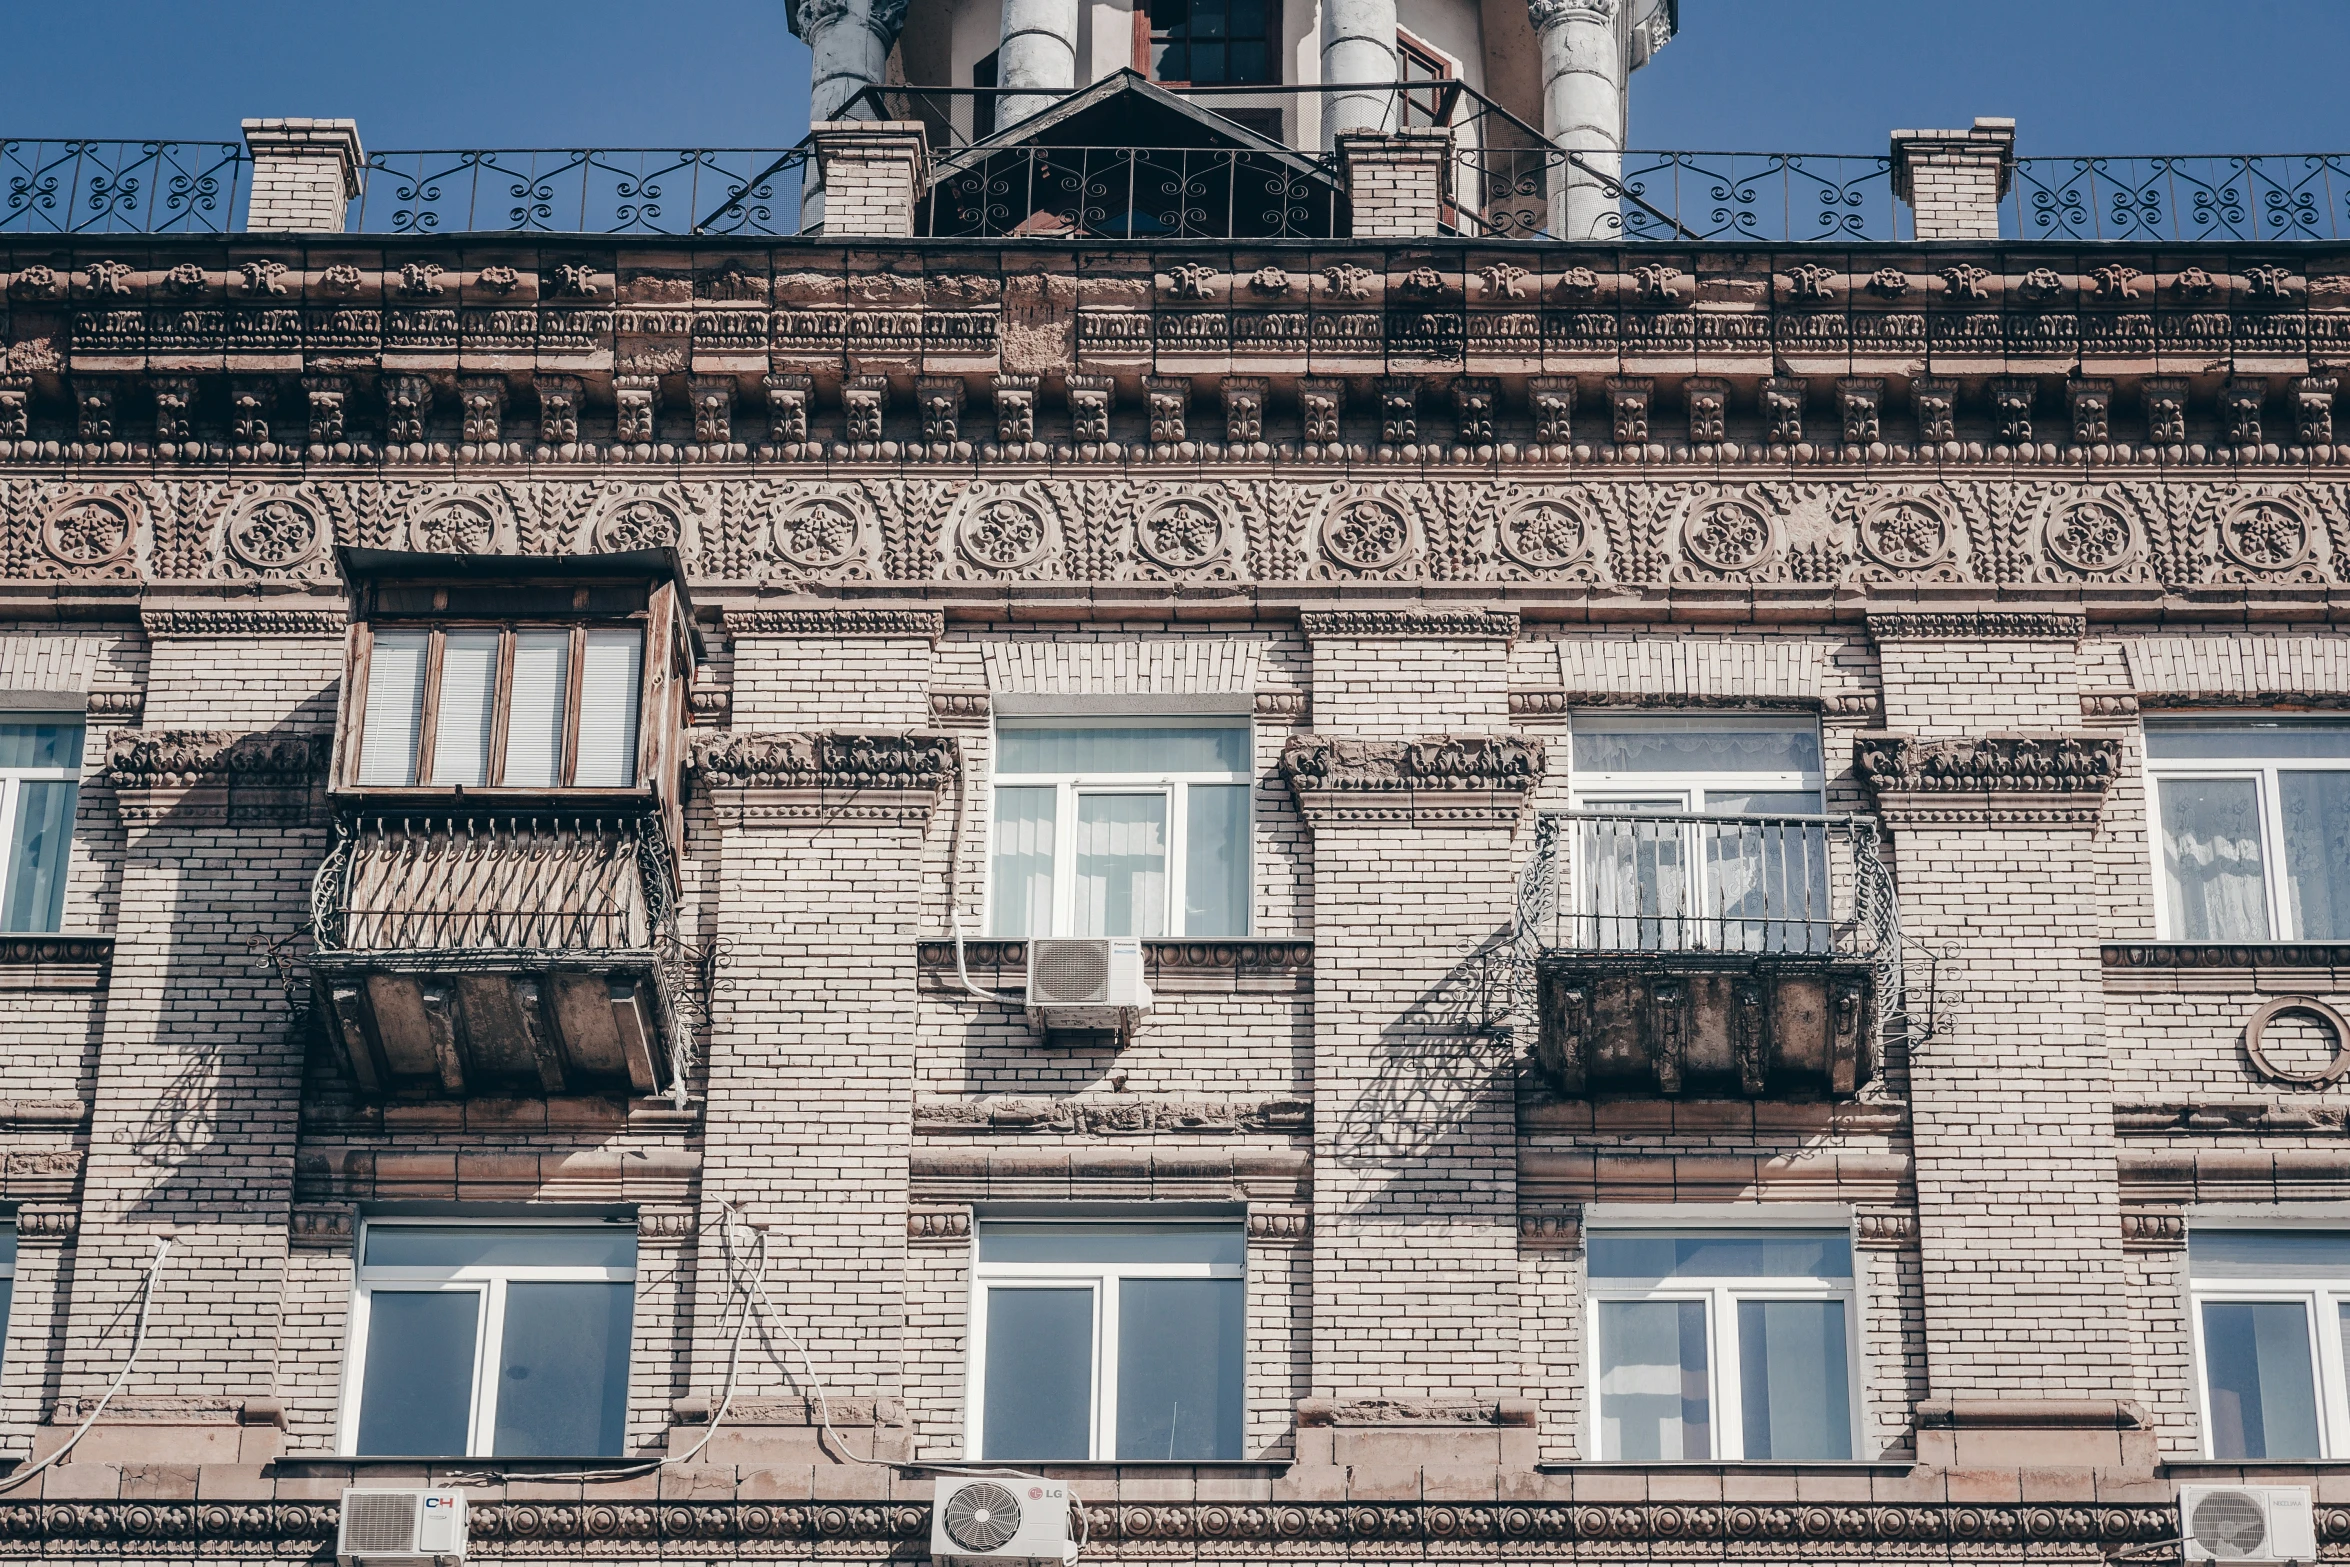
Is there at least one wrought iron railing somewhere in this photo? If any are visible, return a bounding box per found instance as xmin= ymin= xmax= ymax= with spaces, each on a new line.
xmin=2008 ymin=155 xmax=2350 ymax=242
xmin=1 ymin=139 xmax=246 ymax=234
xmin=923 ymin=144 xmax=1344 ymax=239
xmin=312 ymin=812 xmax=660 ymax=952
xmin=352 ymin=147 xmax=810 ymax=236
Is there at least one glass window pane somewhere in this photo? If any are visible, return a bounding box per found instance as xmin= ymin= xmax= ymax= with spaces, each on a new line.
xmin=1184 ymin=783 xmax=1249 ymax=936
xmin=502 ymin=630 xmax=572 ymax=788
xmin=1075 ymin=793 xmax=1167 ymax=938
xmin=979 ymin=1222 xmax=1244 ymax=1265
xmin=2158 ymin=778 xmax=2271 ymax=940
xmin=2147 ymin=721 xmax=2350 ymax=760
xmin=2 ymin=780 xmax=77 ymax=933
xmin=1575 ymin=721 xmax=1822 ymax=776
xmin=573 ymin=629 xmax=643 ymax=787
xmin=1695 ymin=805 xmax=1830 ymax=954
xmin=1116 ymin=1278 xmax=1243 ymax=1459
xmin=1191 ymin=42 xmax=1225 ymax=80
xmin=363 ymin=1224 xmax=637 ymax=1269
xmin=997 ymin=725 xmax=1249 ymax=775
xmin=1578 ymin=810 xmax=1689 ymax=951
xmin=492 ymin=1281 xmax=633 ymax=1457
xmin=1737 ymin=1299 xmax=1852 ymax=1460
xmin=427 ymin=630 xmax=501 ymax=786
xmin=990 ymin=786 xmax=1056 ymax=938
xmin=359 ymin=631 xmax=430 ymax=786
xmin=356 ymin=1290 xmax=480 ymax=1456
xmin=2191 ymin=1230 xmax=2350 ymax=1279
xmin=0 ymin=1228 xmax=18 ymax=1269
xmin=0 ymin=721 xmax=84 ymax=770
xmin=982 ymin=1286 xmax=1094 ymax=1460
xmin=2202 ymin=1300 xmax=2320 ymax=1459
xmin=1588 ymin=1232 xmax=1851 ymax=1281
xmin=2280 ymin=772 xmax=2350 ymax=940
xmin=1597 ymin=1299 xmax=1711 ymax=1460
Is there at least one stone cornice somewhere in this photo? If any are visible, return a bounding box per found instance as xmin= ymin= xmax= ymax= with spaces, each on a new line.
xmin=913 ymin=1095 xmax=1310 ymax=1136
xmin=102 ymin=729 xmax=331 ymax=790
xmin=139 ymin=607 xmax=346 ymax=638
xmin=724 ymin=608 xmax=945 ymax=640
xmin=685 ymin=731 xmax=958 ymax=792
xmin=1868 ymin=611 xmax=2087 ymax=641
xmin=1280 ymin=734 xmax=1545 ymax=793
xmin=1299 ymin=608 xmax=1519 ymax=640
xmin=1854 ymin=732 xmax=2121 ymax=827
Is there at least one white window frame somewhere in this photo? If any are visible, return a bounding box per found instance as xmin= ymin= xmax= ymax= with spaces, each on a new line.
xmin=1567 ymin=713 xmax=1826 ymax=815
xmin=986 ymin=716 xmax=1253 ymax=939
xmin=1581 ymin=1207 xmax=1866 ymax=1463
xmin=336 ymin=1217 xmax=637 ymax=1459
xmin=964 ymin=1222 xmax=1246 ymax=1462
xmin=0 ymin=715 xmax=83 ymax=934
xmin=2143 ymin=716 xmax=2350 ymax=941
xmin=2187 ymin=1222 xmax=2350 ymax=1460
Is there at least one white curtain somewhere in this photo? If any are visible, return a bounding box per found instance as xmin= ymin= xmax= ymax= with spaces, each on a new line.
xmin=1075 ymin=794 xmax=1167 ymax=937
xmin=2159 ymin=778 xmax=2271 ymax=940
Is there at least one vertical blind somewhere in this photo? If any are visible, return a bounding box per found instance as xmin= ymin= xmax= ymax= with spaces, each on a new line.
xmin=356 ymin=626 xmax=642 ymax=788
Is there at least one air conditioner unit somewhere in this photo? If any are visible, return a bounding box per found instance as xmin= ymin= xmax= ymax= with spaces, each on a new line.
xmin=337 ymin=1489 xmax=469 ymax=1566
xmin=2181 ymin=1485 xmax=2316 ymax=1563
xmin=931 ymin=1475 xmax=1078 ymax=1565
xmin=1025 ymin=937 xmax=1151 ymax=1043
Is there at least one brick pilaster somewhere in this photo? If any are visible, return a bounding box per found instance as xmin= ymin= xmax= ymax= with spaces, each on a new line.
xmin=240 ymin=118 xmax=364 ymax=234
xmin=1890 ymin=117 xmax=2016 ymax=241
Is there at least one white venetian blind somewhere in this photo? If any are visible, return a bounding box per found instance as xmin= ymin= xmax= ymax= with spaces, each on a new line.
xmin=502 ymin=629 xmax=572 ymax=788
xmin=573 ymin=629 xmax=643 ymax=787
xmin=427 ymin=630 xmax=501 ymax=786
xmin=357 ymin=630 xmax=430 ymax=785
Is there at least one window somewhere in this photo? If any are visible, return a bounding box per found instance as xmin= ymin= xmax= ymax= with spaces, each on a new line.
xmin=1586 ymin=1227 xmax=1859 ymax=1461
xmin=989 ymin=720 xmax=1251 ymax=938
xmin=1397 ymin=30 xmax=1453 ymax=129
xmin=1145 ymin=0 xmax=1275 ymax=85
xmin=2190 ymin=1228 xmax=2350 ymax=1459
xmin=342 ymin=1221 xmax=636 ymax=1458
xmin=1568 ymin=715 xmax=1829 ymax=952
xmin=0 ymin=718 xmax=82 ymax=934
xmin=355 ymin=625 xmax=643 ymax=790
xmin=970 ymin=1221 xmax=1245 ymax=1461
xmin=2146 ymin=718 xmax=2350 ymax=941
xmin=973 ymin=49 xmax=1000 ymax=141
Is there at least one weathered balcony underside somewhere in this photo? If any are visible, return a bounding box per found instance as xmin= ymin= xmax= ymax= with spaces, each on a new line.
xmin=1534 ymin=953 xmax=1876 ymax=1098
xmin=309 ymin=813 xmax=687 ymax=1098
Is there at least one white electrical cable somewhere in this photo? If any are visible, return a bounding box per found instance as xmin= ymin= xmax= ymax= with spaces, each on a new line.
xmin=952 ymin=911 xmax=1023 ymax=1006
xmin=0 ymin=1236 xmax=171 ymax=1495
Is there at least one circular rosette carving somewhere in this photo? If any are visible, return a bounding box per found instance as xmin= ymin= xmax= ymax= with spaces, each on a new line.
xmin=2044 ymin=497 xmax=2135 ymax=575
xmin=1681 ymin=497 xmax=1776 ymax=575
xmin=40 ymin=493 xmax=136 ymax=573
xmin=1856 ymin=496 xmax=1954 ymax=573
xmin=955 ymin=493 xmax=1053 ymax=575
xmin=772 ymin=495 xmax=868 ymax=574
xmin=1133 ymin=492 xmax=1233 ymax=578
xmin=593 ymin=496 xmax=683 ymax=553
xmin=410 ymin=497 xmax=500 ymax=554
xmin=1318 ymin=494 xmax=1413 ymax=576
xmin=223 ymin=491 xmax=325 ymax=574
xmin=2219 ymin=496 xmax=2315 ymax=574
xmin=1495 ymin=495 xmax=1596 ymax=577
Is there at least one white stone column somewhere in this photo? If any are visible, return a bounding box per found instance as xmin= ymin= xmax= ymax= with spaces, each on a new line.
xmin=1319 ymin=0 xmax=1401 ymax=145
xmin=1530 ymin=0 xmax=1675 ymax=240
xmin=789 ymin=0 xmax=910 ymax=125
xmin=996 ymin=0 xmax=1081 ymax=128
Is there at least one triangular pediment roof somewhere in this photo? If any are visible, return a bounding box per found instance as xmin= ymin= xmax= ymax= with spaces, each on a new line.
xmin=935 ymin=70 xmax=1334 ymax=188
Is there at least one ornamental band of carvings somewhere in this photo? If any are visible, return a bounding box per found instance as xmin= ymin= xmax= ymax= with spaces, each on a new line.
xmin=724 ymin=608 xmax=946 ymax=640
xmin=4 ymin=478 xmax=2350 ymax=595
xmin=686 ymin=731 xmax=959 ymax=791
xmin=1867 ymin=611 xmax=2089 ymax=641
xmin=103 ymin=730 xmax=333 ymax=789
xmin=139 ymin=608 xmax=347 ymax=638
xmin=913 ymin=1096 xmax=1311 ymax=1136
xmin=1298 ymin=608 xmax=1520 ymax=639
xmin=1280 ymin=734 xmax=1546 ymax=794
xmin=1853 ymin=733 xmax=2122 ymax=797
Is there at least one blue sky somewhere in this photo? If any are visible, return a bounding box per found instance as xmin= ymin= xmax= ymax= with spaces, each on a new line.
xmin=0 ymin=0 xmax=2344 ymax=156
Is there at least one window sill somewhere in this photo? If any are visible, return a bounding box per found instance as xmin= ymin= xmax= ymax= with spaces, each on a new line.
xmin=1535 ymin=1461 xmax=1915 ymax=1471
xmin=916 ymin=939 xmax=1312 ymax=995
xmin=0 ymin=935 xmax=111 ymax=992
xmin=2161 ymin=1459 xmax=2350 ymax=1471
xmin=274 ymin=1455 xmax=650 ymax=1473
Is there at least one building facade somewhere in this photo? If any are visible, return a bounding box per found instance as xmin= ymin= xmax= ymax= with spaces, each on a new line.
xmin=0 ymin=40 xmax=2347 ymax=1566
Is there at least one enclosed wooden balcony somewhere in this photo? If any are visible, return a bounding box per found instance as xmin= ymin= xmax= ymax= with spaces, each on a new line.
xmin=310 ymin=810 xmax=693 ymax=1099
xmin=1520 ymin=810 xmax=1901 ymax=1099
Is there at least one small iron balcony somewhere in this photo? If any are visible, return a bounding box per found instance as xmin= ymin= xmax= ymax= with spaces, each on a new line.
xmin=309 ymin=810 xmax=695 ymax=1102
xmin=1517 ymin=810 xmax=1901 ymax=1099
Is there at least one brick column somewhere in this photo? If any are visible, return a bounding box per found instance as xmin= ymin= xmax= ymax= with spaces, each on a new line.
xmin=1282 ymin=730 xmax=1542 ymax=1479
xmin=681 ymin=730 xmax=957 ymax=1464
xmin=809 ymin=121 xmax=928 ymax=239
xmin=1890 ymin=116 xmax=2016 ymax=241
xmin=1859 ymin=610 xmax=2143 ymax=1469
xmin=1338 ymin=129 xmax=1454 ymax=239
xmin=240 ymin=118 xmax=364 ymax=233
xmin=53 ymin=728 xmax=329 ymax=1465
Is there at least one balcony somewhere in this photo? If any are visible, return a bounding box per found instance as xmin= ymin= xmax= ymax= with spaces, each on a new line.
xmin=309 ymin=811 xmax=696 ymax=1102
xmin=1518 ymin=811 xmax=1900 ymax=1099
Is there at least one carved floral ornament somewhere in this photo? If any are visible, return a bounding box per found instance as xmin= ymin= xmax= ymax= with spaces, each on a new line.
xmin=1133 ymin=489 xmax=1232 ymax=576
xmin=39 ymin=492 xmax=136 ymax=569
xmin=1496 ymin=495 xmax=1595 ymax=573
xmin=222 ymin=489 xmax=325 ymax=573
xmin=2044 ymin=496 xmax=2136 ymax=575
xmin=593 ymin=493 xmax=683 ymax=553
xmin=1856 ymin=495 xmax=1953 ymax=572
xmin=686 ymin=730 xmax=959 ymax=792
xmin=1279 ymin=733 xmax=1545 ymax=795
xmin=955 ymin=489 xmax=1053 ymax=574
xmin=1680 ymin=496 xmax=1775 ymax=574
xmin=1318 ymin=493 xmax=1413 ymax=575
xmin=2218 ymin=494 xmax=2315 ymax=573
xmin=771 ymin=494 xmax=866 ymax=574
xmin=1853 ymin=733 xmax=2122 ymax=798
xmin=409 ymin=496 xmax=501 ymax=555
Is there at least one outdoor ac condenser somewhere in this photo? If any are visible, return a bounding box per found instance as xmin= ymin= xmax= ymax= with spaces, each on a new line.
xmin=930 ymin=1476 xmax=1078 ymax=1565
xmin=1025 ymin=937 xmax=1151 ymax=1043
xmin=337 ymin=1489 xmax=469 ymax=1565
xmin=2180 ymin=1486 xmax=2316 ymax=1564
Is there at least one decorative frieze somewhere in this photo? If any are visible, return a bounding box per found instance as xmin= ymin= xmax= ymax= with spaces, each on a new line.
xmin=686 ymin=731 xmax=959 ymax=792
xmin=1247 ymin=1208 xmax=1311 ymax=1244
xmin=2121 ymin=1207 xmax=2187 ymax=1251
xmin=138 ymin=606 xmax=346 ymax=638
xmin=1854 ymin=731 xmax=2122 ymax=825
xmin=1854 ymin=1208 xmax=1921 ymax=1250
xmin=1299 ymin=609 xmax=1519 ymax=640
xmin=913 ymin=1095 xmax=1310 ymax=1136
xmin=102 ymin=729 xmax=332 ymax=791
xmin=1281 ymin=734 xmax=1545 ymax=795
xmin=724 ymin=608 xmax=945 ymax=640
xmin=1298 ymin=1397 xmax=1535 ymax=1427
xmin=1869 ymin=611 xmax=2087 ymax=642
xmin=13 ymin=1204 xmax=79 ymax=1243
xmin=907 ymin=1207 xmax=972 ymax=1245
